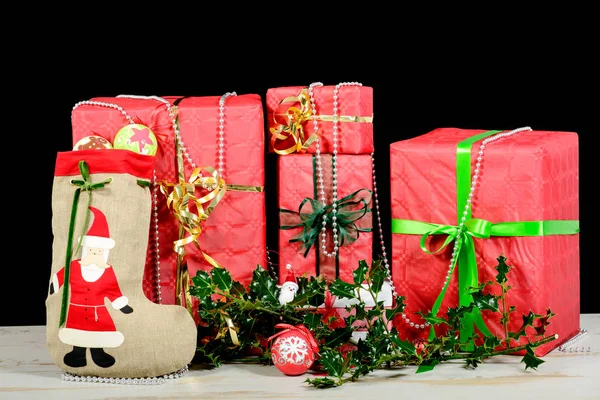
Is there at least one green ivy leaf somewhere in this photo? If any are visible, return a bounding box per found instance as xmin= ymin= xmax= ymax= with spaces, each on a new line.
xmin=211 ymin=268 xmax=233 ymax=292
xmin=369 ymin=259 xmax=386 ymax=294
xmin=303 ymin=313 xmax=321 ymax=330
xmin=319 ymin=349 xmax=345 ymax=377
xmin=249 ymin=265 xmax=279 ymax=305
xmin=472 ymin=292 xmax=499 ymax=312
xmin=329 ymin=279 xmax=356 ymax=299
xmin=416 ymin=359 xmax=439 ymax=374
xmin=325 ymin=327 xmax=354 ymax=348
xmin=495 ymin=255 xmax=511 ymax=284
xmin=354 ymin=260 xmax=369 ymax=285
xmin=521 ymin=346 xmax=544 ymax=370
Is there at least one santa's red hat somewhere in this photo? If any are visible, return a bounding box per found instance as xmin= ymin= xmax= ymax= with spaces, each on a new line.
xmin=80 ymin=206 xmax=115 ymax=249
xmin=282 ymin=264 xmax=298 ymax=289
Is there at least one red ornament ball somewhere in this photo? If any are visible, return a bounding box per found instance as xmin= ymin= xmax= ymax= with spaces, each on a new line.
xmin=270 ymin=328 xmax=317 ymax=376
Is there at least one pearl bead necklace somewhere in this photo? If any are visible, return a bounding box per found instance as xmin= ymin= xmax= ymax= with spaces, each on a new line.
xmin=303 ymin=82 xmax=398 ymax=297
xmin=308 ymin=82 xmax=363 ymax=258
xmin=62 ymin=365 xmax=189 ymax=385
xmin=401 ymin=126 xmax=533 ymax=330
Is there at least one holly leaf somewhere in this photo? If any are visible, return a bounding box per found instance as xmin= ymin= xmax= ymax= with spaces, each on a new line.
xmin=354 ymin=260 xmax=369 ymax=285
xmin=303 ymin=313 xmax=322 ymax=330
xmin=370 ymin=318 xmax=389 ymax=338
xmin=466 ymin=358 xmax=481 ymax=368
xmin=230 ymin=281 xmax=246 ymax=297
xmin=211 ymin=268 xmax=233 ymax=292
xmin=416 ymin=359 xmax=439 ymax=374
xmin=472 ymin=292 xmax=499 ymax=312
xmin=290 ymin=276 xmax=325 ymax=307
xmin=354 ymin=303 xmax=367 ymax=321
xmin=329 ymin=279 xmax=356 ymax=299
xmin=385 ymin=296 xmax=406 ymax=321
xmin=521 ymin=346 xmax=544 ymax=370
xmin=305 ymin=377 xmax=338 ymax=388
xmin=416 ymin=311 xmax=450 ymax=326
xmin=390 ymin=330 xmax=417 ymax=355
xmin=319 ymin=349 xmax=345 ymax=377
xmin=484 ymin=336 xmax=502 ymax=351
xmin=369 ymin=259 xmax=386 ymax=294
xmin=495 ymin=255 xmax=511 ymax=284
xmin=325 ymin=327 xmax=354 ymax=348
xmin=249 ymin=265 xmax=279 ymax=305
xmin=190 ymin=270 xmax=213 ymax=299
xmin=446 ymin=305 xmax=473 ymax=324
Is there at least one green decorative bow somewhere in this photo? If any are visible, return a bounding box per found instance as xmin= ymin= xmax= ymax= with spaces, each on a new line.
xmin=59 ymin=160 xmax=112 ymax=327
xmin=391 ymin=130 xmax=580 ymax=345
xmin=280 ymin=189 xmax=373 ymax=257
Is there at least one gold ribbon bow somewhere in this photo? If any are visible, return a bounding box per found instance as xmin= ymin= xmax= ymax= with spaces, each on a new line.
xmin=160 ymin=166 xmax=226 ymax=313
xmin=270 ymin=90 xmax=318 ymax=155
xmin=270 ymin=88 xmax=374 ymax=155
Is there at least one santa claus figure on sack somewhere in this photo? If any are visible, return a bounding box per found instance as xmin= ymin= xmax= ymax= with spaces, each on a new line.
xmin=49 ymin=206 xmax=133 ymax=369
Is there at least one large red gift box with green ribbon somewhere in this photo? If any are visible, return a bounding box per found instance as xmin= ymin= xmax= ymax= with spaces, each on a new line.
xmin=71 ymin=95 xmax=266 ymax=311
xmin=390 ymin=127 xmax=580 ymax=356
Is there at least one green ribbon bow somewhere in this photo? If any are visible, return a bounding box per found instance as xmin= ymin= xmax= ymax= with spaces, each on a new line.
xmin=280 ymin=188 xmax=373 ymax=258
xmin=59 ymin=160 xmax=112 ymax=327
xmin=391 ymin=130 xmax=580 ymax=344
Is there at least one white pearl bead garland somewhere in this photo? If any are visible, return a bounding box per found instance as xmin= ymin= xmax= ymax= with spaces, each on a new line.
xmin=308 ymin=82 xmax=364 ymax=258
xmin=401 ymin=126 xmax=533 ymax=330
xmin=61 ymin=365 xmax=189 ymax=385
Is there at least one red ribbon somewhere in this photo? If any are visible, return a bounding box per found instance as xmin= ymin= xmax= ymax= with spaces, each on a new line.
xmin=268 ymin=324 xmax=320 ymax=354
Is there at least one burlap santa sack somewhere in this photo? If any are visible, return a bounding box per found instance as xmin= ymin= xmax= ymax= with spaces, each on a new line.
xmin=46 ymin=149 xmax=196 ymax=380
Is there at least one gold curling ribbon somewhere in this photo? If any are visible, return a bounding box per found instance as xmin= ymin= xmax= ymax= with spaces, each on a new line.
xmin=270 ymin=89 xmax=373 ymax=155
xmin=160 ymin=165 xmax=227 ymax=314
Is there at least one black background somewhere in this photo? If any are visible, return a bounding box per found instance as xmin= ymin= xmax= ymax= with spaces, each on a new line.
xmin=2 ymin=38 xmax=595 ymax=327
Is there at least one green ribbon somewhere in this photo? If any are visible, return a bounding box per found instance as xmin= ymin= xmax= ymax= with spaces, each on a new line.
xmin=391 ymin=130 xmax=580 ymax=344
xmin=280 ymin=188 xmax=373 ymax=258
xmin=59 ymin=161 xmax=112 ymax=328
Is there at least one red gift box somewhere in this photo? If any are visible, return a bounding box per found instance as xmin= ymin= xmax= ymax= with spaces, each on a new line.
xmin=72 ymin=95 xmax=266 ymax=307
xmin=390 ymin=127 xmax=580 ymax=355
xmin=266 ymin=85 xmax=374 ymax=155
xmin=278 ymin=154 xmax=373 ymax=283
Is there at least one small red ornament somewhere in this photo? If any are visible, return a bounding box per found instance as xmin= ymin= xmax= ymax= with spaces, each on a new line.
xmin=269 ymin=324 xmax=319 ymax=376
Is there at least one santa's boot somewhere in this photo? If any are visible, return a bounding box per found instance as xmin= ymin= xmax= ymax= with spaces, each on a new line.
xmin=47 ymin=149 xmax=197 ymax=380
xmin=63 ymin=346 xmax=87 ymax=368
xmin=90 ymin=348 xmax=116 ymax=368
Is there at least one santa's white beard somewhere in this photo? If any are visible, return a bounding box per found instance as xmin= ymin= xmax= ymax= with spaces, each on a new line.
xmin=81 ymin=248 xmax=109 ymax=264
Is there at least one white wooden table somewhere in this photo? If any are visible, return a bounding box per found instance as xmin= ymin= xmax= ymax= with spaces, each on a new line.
xmin=1 ymin=315 xmax=599 ymax=400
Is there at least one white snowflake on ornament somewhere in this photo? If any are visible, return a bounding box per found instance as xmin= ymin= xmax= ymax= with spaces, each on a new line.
xmin=278 ymin=264 xmax=298 ymax=305
xmin=274 ymin=336 xmax=310 ymax=365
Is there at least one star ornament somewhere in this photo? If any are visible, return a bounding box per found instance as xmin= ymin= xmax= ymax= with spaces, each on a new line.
xmin=129 ymin=127 xmax=155 ymax=153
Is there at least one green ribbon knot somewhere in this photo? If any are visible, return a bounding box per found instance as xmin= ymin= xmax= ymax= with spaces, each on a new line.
xmin=280 ymin=189 xmax=373 ymax=257
xmin=391 ymin=130 xmax=580 ymax=345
